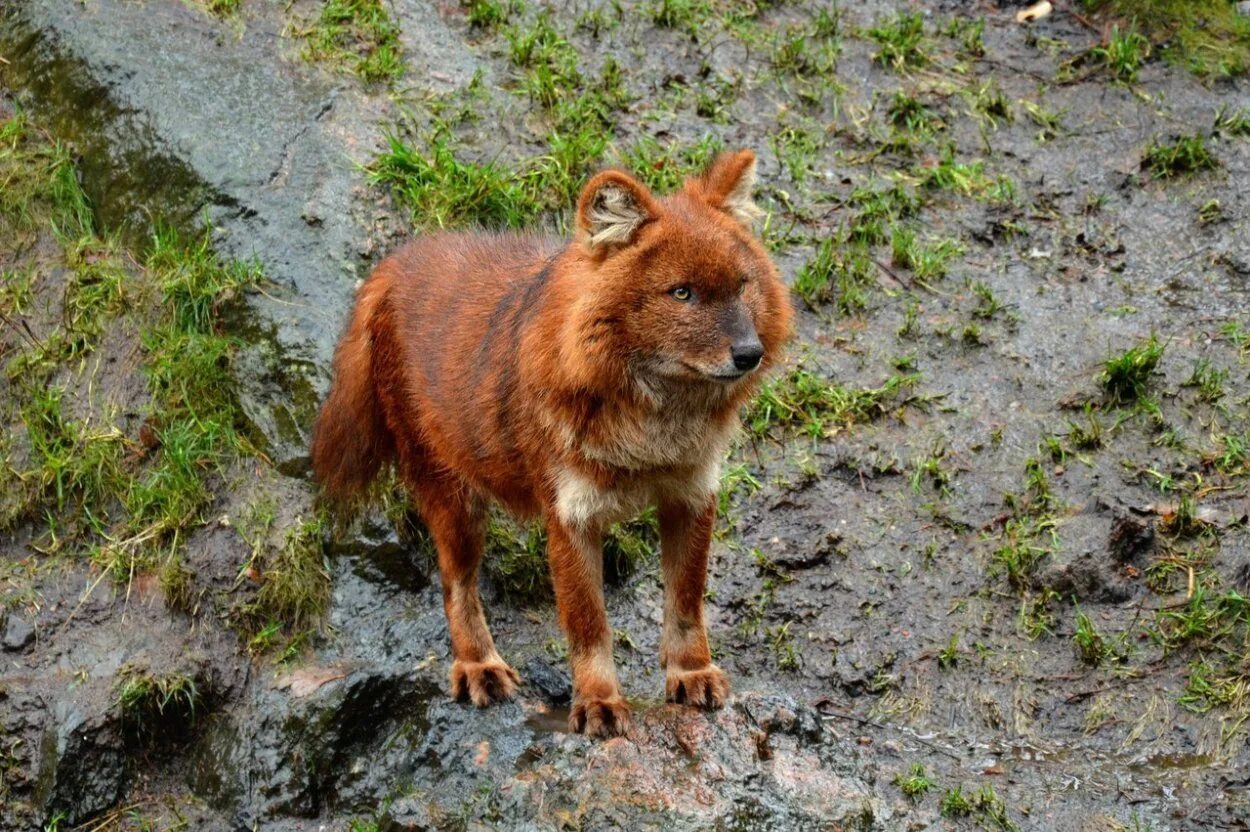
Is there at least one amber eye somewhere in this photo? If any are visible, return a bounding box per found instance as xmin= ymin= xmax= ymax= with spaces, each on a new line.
xmin=670 ymin=286 xmax=693 ymax=302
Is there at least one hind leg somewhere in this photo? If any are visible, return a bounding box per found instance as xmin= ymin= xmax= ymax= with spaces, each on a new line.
xmin=407 ymin=467 xmax=518 ymax=706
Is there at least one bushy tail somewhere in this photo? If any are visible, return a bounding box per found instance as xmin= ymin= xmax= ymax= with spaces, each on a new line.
xmin=311 ymin=274 xmax=395 ymax=506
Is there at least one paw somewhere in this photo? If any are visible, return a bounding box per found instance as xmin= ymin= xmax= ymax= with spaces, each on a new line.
xmin=570 ymin=696 xmax=631 ymax=737
xmin=666 ymin=664 xmax=730 ymax=709
xmin=450 ymin=658 xmax=520 ymax=707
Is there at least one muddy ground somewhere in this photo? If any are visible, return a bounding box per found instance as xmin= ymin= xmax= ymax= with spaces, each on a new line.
xmin=2 ymin=0 xmax=1250 ymax=830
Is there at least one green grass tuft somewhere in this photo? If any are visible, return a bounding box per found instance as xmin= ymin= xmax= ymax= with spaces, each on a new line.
xmin=1082 ymin=0 xmax=1250 ymax=77
xmin=302 ymin=0 xmax=404 ymax=83
xmin=1142 ymin=134 xmax=1219 ymax=179
xmin=371 ymin=130 xmax=536 ymax=229
xmin=894 ymin=763 xmax=935 ymax=799
xmin=748 ymin=367 xmax=920 ymax=440
xmin=793 ymin=237 xmax=873 ymax=314
xmin=868 ymin=12 xmax=928 ymax=71
xmin=1101 ymin=334 xmax=1164 ymax=403
xmin=1089 ymin=25 xmax=1151 ymax=81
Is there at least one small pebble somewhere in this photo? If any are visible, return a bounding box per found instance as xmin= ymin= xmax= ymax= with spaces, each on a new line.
xmin=2 ymin=616 xmax=35 ymax=651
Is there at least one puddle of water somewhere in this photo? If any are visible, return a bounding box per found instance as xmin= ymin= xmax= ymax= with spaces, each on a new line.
xmin=525 ymin=705 xmax=571 ymax=736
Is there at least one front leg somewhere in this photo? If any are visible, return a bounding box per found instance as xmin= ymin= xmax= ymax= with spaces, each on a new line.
xmin=545 ymin=515 xmax=630 ymax=737
xmin=659 ymin=496 xmax=730 ymax=709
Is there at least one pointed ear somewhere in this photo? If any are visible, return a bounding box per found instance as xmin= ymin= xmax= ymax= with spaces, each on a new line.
xmin=687 ymin=149 xmax=763 ymax=229
xmin=576 ymin=170 xmax=659 ymax=251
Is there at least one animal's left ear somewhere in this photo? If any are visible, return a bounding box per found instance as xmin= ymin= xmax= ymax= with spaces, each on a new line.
xmin=687 ymin=149 xmax=763 ymax=229
xmin=576 ymin=169 xmax=660 ymax=252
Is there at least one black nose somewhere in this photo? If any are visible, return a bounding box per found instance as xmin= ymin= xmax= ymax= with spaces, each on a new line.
xmin=731 ymin=340 xmax=764 ymax=372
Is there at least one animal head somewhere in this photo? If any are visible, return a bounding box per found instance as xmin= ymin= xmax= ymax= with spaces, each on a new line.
xmin=570 ymin=149 xmax=793 ymax=392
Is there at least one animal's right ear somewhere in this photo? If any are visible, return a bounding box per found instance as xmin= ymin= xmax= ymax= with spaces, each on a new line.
xmin=575 ymin=170 xmax=659 ymax=252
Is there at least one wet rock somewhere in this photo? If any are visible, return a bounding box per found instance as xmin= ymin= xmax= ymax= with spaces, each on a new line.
xmin=0 ymin=0 xmax=392 ymax=467
xmin=520 ymin=656 xmax=572 ymax=705
xmin=1109 ymin=511 xmax=1155 ymax=564
xmin=1035 ymin=511 xmax=1140 ymax=603
xmin=2 ymin=615 xmax=35 ymax=651
xmin=740 ymin=693 xmax=824 ymax=744
xmin=331 ymin=513 xmax=430 ymax=595
xmin=36 ymin=686 xmax=128 ymax=827
xmin=190 ymin=667 xmax=438 ymax=824
xmin=772 ymin=530 xmax=845 ymax=570
xmin=829 ymin=644 xmax=897 ymax=698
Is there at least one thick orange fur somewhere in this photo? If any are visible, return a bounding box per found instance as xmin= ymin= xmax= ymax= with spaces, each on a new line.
xmin=311 ymin=149 xmax=793 ymax=736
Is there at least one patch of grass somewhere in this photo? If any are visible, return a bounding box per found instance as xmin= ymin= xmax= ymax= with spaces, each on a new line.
xmin=886 ymin=91 xmax=944 ymax=136
xmin=896 ymin=300 xmax=920 ymax=340
xmin=770 ymin=21 xmax=840 ymax=78
xmin=648 ymin=0 xmax=711 ymax=36
xmin=940 ymin=784 xmax=1019 ymax=830
xmin=620 ymin=133 xmax=724 ymax=194
xmin=847 ymin=183 xmax=919 ymax=246
xmin=971 ymin=281 xmax=1004 ymax=320
xmin=720 ymin=462 xmax=755 ymax=522
xmin=248 ymin=514 xmax=332 ymax=632
xmin=793 ymin=236 xmax=873 ymax=315
xmin=1180 ymin=659 xmax=1250 ymax=714
xmin=1 ymin=109 xmax=93 ymax=244
xmin=1214 ymin=105 xmax=1250 ymax=137
xmin=914 ymin=145 xmax=992 ymax=195
xmin=893 ymin=763 xmax=935 ymax=799
xmin=891 ymin=226 xmax=964 ymax=282
xmin=576 ymin=5 xmax=620 ymax=36
xmin=4 ymin=216 xmax=258 ymax=580
xmin=371 ymin=129 xmax=536 ymax=229
xmin=940 ymin=785 xmax=974 ymax=817
xmin=991 ymin=526 xmax=1051 ymax=591
xmin=1089 ymin=25 xmax=1151 ymax=81
xmin=302 ymin=0 xmax=403 ymax=83
xmin=115 ymin=666 xmax=201 ymax=738
xmin=486 ymin=515 xmax=551 ymax=599
xmin=1142 ymin=134 xmax=1219 ymax=179
xmin=943 ymin=16 xmax=986 ymax=58
xmin=1158 ymin=586 xmax=1248 ymax=649
xmin=1182 ymin=359 xmax=1227 ymax=404
xmin=1021 ymin=100 xmax=1063 ymax=143
xmin=16 ymin=386 xmax=127 ymax=527
xmin=1067 ymin=404 xmax=1105 ymax=450
xmin=1019 ymin=588 xmax=1059 ymax=639
xmin=911 ymin=441 xmax=952 ymax=497
xmin=767 ymin=621 xmax=800 ymax=670
xmin=1198 ymin=199 xmax=1223 ymax=225
xmin=464 ymin=0 xmax=512 ymax=30
xmin=770 ymin=119 xmax=823 ymax=185
xmin=868 ymin=12 xmax=928 ymax=71
xmin=966 ymin=80 xmax=1013 ymax=128
xmin=1101 ymin=334 xmax=1164 ymax=403
xmin=1207 ymin=432 xmax=1248 ymax=477
xmin=1074 ymin=610 xmax=1115 ymax=665
xmin=989 ymin=457 xmax=1060 ymax=593
xmin=739 ymin=548 xmax=794 ymax=639
xmin=936 ymin=635 xmax=960 ymax=670
xmin=747 ymin=366 xmax=920 ymax=440
xmin=202 ymin=0 xmax=243 ymax=16
xmin=1082 ymin=0 xmax=1250 ymax=77
xmin=603 ymin=509 xmax=659 ymax=585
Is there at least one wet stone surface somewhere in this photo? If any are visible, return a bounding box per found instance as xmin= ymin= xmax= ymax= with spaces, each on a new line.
xmin=3 ymin=0 xmax=1250 ymax=830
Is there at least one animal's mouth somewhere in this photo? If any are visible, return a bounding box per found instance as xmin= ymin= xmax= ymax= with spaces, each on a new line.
xmin=681 ymin=361 xmax=749 ymax=383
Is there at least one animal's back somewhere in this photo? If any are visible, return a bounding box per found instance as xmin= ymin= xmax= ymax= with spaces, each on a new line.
xmin=374 ymin=231 xmax=562 ymax=512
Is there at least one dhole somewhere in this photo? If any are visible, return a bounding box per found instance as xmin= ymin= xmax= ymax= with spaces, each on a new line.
xmin=311 ymin=149 xmax=792 ymax=736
